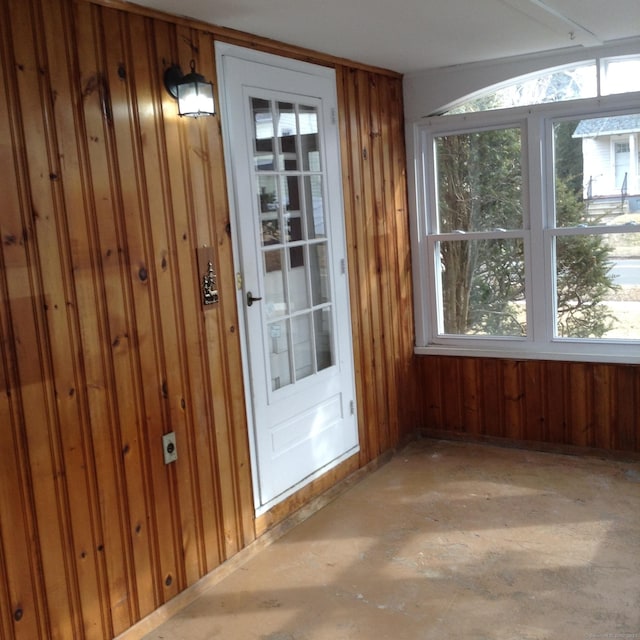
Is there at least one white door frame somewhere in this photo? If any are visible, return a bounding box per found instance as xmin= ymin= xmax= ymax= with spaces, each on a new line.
xmin=215 ymin=42 xmax=356 ymax=513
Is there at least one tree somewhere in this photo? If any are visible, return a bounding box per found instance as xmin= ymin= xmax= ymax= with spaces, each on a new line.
xmin=438 ymin=127 xmax=526 ymax=336
xmin=436 ymin=122 xmax=617 ymax=337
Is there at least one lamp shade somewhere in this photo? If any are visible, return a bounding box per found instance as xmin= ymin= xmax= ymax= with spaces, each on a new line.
xmin=164 ymin=60 xmax=215 ymax=118
xmin=176 ymin=72 xmax=215 ymax=117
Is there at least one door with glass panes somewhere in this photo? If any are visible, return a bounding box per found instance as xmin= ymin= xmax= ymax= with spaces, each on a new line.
xmin=217 ymin=45 xmax=358 ymax=510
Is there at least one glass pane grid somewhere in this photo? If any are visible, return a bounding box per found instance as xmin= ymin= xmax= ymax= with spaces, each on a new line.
xmin=553 ymin=235 xmax=640 ymax=341
xmin=435 ymin=128 xmax=524 ymax=234
xmin=432 ymin=124 xmax=527 ymax=339
xmin=600 ymin=56 xmax=640 ymax=96
xmin=556 ymin=114 xmax=640 ymax=229
xmin=436 ymin=238 xmax=527 ymax=337
xmin=268 ymin=319 xmax=291 ymax=391
xmin=252 ymin=95 xmax=334 ymax=392
xmin=551 ymin=113 xmax=640 ymax=341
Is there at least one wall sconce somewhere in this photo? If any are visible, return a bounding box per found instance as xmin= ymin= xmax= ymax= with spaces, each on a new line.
xmin=164 ymin=60 xmax=215 ymax=118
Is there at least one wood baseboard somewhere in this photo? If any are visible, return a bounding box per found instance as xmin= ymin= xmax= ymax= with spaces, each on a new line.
xmin=420 ymin=428 xmax=640 ymax=462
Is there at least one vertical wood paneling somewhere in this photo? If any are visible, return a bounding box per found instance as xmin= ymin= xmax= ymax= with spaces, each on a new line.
xmin=502 ymin=360 xmax=524 ymax=440
xmin=375 ymin=76 xmax=399 ymax=446
xmin=358 ymin=71 xmax=390 ymax=453
xmin=340 ymin=68 xmax=379 ymax=461
xmin=385 ymin=75 xmax=416 ymax=435
xmin=441 ymin=357 xmax=463 ymax=431
xmin=73 ymin=3 xmax=143 ymax=632
xmin=461 ymin=358 xmax=481 ymax=435
xmin=115 ymin=12 xmax=177 ymax=599
xmin=150 ymin=22 xmax=231 ymax=573
xmin=5 ymin=3 xmax=638 ymax=639
xmin=592 ymin=364 xmax=613 ymax=450
xmin=522 ymin=360 xmax=545 ymax=443
xmin=418 ymin=356 xmax=640 ymax=455
xmin=568 ymin=364 xmax=591 ymax=447
xmin=422 ymin=355 xmax=443 ymax=428
xmin=615 ymin=365 xmax=638 ymax=452
xmin=0 ymin=4 xmax=50 ymax=637
xmin=171 ymin=23 xmax=255 ymax=559
xmin=337 ymin=67 xmax=415 ymax=462
xmin=149 ymin=21 xmax=221 ymax=578
xmin=368 ymin=74 xmax=393 ymax=451
xmin=543 ymin=361 xmax=566 ymax=445
xmin=1 ymin=1 xmax=413 ymax=638
xmin=88 ymin=5 xmax=167 ymax=621
xmin=39 ymin=1 xmax=113 ymax=637
xmin=480 ymin=359 xmax=502 ymax=437
xmin=7 ymin=0 xmax=86 ymax=637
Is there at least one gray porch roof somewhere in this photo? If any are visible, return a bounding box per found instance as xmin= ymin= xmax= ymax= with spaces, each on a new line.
xmin=573 ymin=114 xmax=640 ymax=138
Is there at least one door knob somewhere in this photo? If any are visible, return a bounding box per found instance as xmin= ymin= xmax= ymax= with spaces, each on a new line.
xmin=246 ymin=291 xmax=263 ymax=307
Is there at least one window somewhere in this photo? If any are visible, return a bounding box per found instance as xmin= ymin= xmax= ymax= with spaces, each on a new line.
xmin=432 ymin=125 xmax=527 ymax=337
xmin=412 ymin=65 xmax=640 ymax=363
xmin=445 ymin=61 xmax=597 ymax=115
xmin=551 ymin=117 xmax=639 ymax=343
xmin=600 ymin=56 xmax=640 ymax=96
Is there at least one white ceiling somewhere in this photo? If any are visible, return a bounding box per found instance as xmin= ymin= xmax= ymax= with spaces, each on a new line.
xmin=130 ymin=0 xmax=640 ymax=74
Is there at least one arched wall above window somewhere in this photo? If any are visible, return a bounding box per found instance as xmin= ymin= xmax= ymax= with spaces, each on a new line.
xmin=444 ymin=55 xmax=640 ymax=115
xmin=403 ymin=37 xmax=640 ymax=121
xmin=443 ymin=60 xmax=598 ymax=114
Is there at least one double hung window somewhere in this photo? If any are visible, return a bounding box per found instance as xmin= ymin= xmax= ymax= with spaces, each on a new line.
xmin=413 ymin=86 xmax=640 ymax=362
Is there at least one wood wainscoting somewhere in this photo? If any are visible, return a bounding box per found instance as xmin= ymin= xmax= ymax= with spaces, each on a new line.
xmin=0 ymin=1 xmax=414 ymax=638
xmin=416 ymin=356 xmax=640 ymax=455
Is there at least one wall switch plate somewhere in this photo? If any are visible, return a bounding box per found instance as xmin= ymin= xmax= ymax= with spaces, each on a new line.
xmin=162 ymin=432 xmax=177 ymax=465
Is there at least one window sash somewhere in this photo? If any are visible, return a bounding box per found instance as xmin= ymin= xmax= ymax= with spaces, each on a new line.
xmin=413 ymin=94 xmax=640 ymax=363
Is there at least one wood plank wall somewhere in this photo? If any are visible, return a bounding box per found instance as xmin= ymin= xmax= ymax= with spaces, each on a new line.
xmin=337 ymin=66 xmax=417 ymax=462
xmin=0 ymin=1 xmax=415 ymax=638
xmin=416 ymin=356 xmax=640 ymax=454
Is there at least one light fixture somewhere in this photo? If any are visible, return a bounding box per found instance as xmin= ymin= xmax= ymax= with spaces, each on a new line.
xmin=164 ymin=59 xmax=215 ymax=118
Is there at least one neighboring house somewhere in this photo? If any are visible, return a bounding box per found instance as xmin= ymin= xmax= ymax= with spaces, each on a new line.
xmin=573 ymin=114 xmax=640 ymax=212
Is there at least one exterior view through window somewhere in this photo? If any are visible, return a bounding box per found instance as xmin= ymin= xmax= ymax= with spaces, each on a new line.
xmin=435 ymin=127 xmax=526 ymax=337
xmin=553 ymin=115 xmax=640 ymax=340
xmin=415 ymin=55 xmax=640 ymax=361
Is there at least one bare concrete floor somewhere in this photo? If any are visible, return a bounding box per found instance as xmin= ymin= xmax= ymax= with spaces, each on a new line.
xmin=143 ymin=440 xmax=640 ymax=640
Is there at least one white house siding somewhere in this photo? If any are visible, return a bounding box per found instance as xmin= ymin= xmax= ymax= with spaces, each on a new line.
xmin=582 ymin=137 xmax=614 ymax=198
xmin=581 ymin=133 xmax=640 ymax=200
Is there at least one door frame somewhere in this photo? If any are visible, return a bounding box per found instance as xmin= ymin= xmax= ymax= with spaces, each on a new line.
xmin=215 ymin=42 xmax=356 ymax=513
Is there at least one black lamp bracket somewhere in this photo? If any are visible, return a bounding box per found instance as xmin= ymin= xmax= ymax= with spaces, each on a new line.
xmin=164 ymin=60 xmax=205 ymax=99
xmin=164 ymin=64 xmax=184 ymax=99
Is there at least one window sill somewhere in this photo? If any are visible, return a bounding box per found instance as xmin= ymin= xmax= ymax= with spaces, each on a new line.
xmin=414 ymin=343 xmax=640 ymax=365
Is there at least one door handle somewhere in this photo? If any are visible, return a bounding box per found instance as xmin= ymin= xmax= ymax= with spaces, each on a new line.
xmin=246 ymin=291 xmax=263 ymax=307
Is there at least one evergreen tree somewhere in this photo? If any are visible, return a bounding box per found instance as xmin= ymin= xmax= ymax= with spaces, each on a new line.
xmin=436 ymin=122 xmax=616 ymax=337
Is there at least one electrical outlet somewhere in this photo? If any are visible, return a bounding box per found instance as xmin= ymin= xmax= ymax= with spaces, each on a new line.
xmin=162 ymin=432 xmax=177 ymax=465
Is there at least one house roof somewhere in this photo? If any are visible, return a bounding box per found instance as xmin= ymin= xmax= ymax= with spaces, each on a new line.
xmin=573 ymin=114 xmax=640 ymax=138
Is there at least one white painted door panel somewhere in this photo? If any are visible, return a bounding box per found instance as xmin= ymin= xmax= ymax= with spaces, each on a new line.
xmin=217 ymin=45 xmax=358 ymax=510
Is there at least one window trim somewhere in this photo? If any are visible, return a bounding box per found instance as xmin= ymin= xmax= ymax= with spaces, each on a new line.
xmin=408 ymin=92 xmax=640 ymax=364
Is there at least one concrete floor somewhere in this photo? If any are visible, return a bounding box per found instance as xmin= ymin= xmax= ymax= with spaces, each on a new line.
xmin=143 ymin=440 xmax=640 ymax=640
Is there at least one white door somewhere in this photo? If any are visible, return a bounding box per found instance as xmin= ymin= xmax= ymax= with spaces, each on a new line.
xmin=216 ymin=44 xmax=359 ymax=511
xmin=614 ymin=140 xmax=630 ymax=191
